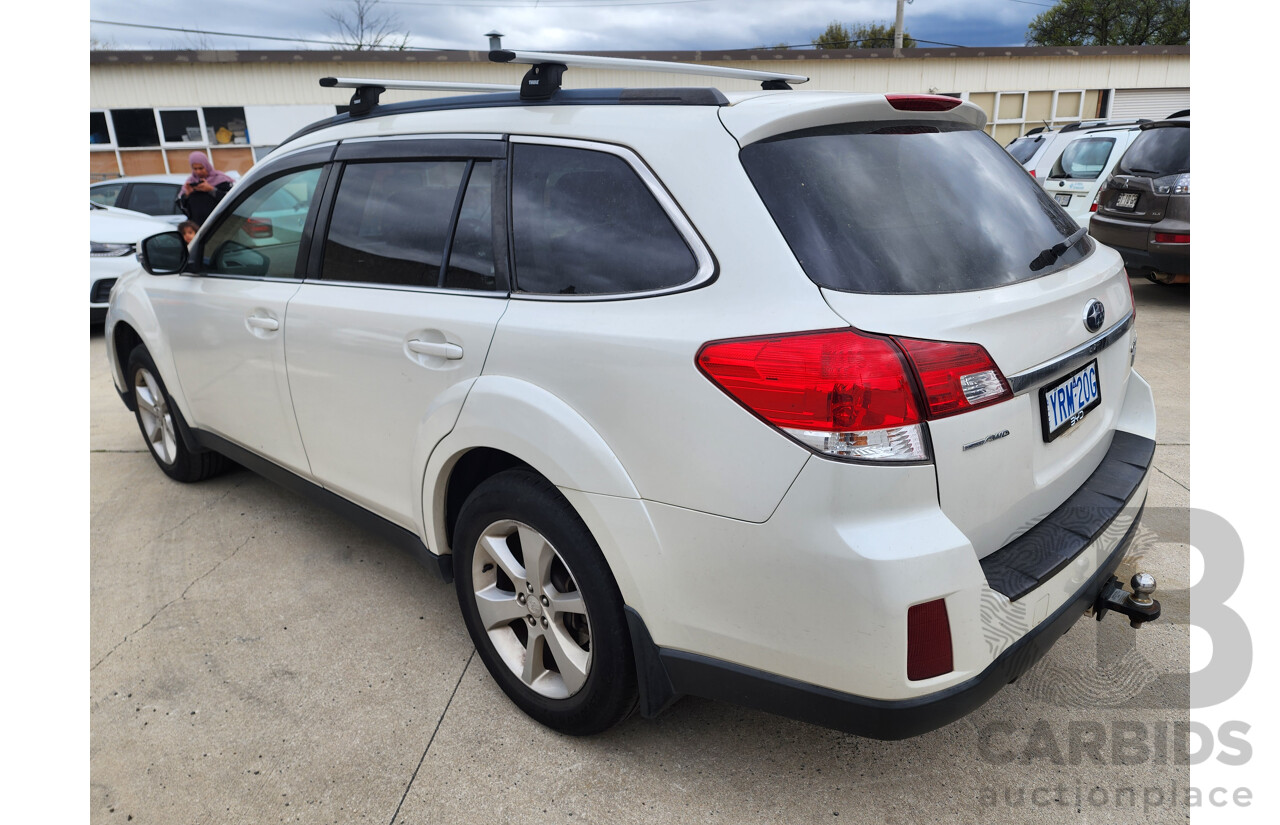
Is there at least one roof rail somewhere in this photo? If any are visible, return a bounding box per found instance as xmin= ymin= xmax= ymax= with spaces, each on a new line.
xmin=1059 ymin=117 xmax=1150 ymax=134
xmin=319 ymin=76 xmax=520 ymax=115
xmin=488 ymin=49 xmax=809 ymax=100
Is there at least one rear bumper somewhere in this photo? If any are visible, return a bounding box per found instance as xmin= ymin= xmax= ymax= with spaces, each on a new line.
xmin=626 ymin=501 xmax=1142 ymax=738
xmin=625 ymin=430 xmax=1154 ymax=739
xmin=1089 ymin=214 xmax=1189 ymax=276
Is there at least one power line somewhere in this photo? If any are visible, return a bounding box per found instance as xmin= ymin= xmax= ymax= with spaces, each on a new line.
xmin=382 ymin=0 xmax=714 ymax=6
xmin=89 ymin=19 xmax=452 ymax=51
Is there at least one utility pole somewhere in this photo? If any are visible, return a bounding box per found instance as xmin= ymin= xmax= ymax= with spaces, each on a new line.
xmin=894 ymin=0 xmax=907 ymax=57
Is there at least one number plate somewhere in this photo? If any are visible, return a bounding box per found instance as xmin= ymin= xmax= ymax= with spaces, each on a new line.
xmin=1040 ymin=360 xmax=1101 ymax=442
xmin=1115 ymin=192 xmax=1138 ymax=209
xmin=1054 ymin=193 xmax=1072 ymax=206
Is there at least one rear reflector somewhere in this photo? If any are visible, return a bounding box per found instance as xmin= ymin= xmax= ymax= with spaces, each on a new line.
xmin=1153 ymin=232 xmax=1189 ymax=244
xmin=907 ymin=598 xmax=954 ymax=681
xmin=885 ymin=94 xmax=962 ymax=112
xmin=895 ymin=337 xmax=1012 ymax=418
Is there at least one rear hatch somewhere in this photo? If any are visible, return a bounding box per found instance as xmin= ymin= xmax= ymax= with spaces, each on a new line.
xmin=728 ymin=99 xmax=1136 ymax=558
xmin=1042 ymin=132 xmax=1128 ymax=224
xmin=1096 ymin=120 xmax=1190 ymax=222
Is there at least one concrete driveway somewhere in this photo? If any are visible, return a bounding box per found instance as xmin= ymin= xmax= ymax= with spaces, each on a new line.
xmin=90 ymin=278 xmax=1190 ymax=824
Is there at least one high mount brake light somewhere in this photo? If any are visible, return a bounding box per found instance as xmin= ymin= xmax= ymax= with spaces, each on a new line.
xmin=885 ymin=94 xmax=963 ymax=112
xmin=697 ymin=330 xmax=1011 ymax=462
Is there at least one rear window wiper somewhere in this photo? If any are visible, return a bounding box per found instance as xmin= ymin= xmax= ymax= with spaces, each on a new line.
xmin=1029 ymin=227 xmax=1088 ymax=271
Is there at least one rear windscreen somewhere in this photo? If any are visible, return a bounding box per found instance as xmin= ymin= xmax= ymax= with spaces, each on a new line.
xmin=1006 ymin=135 xmax=1042 ymax=164
xmin=740 ymin=123 xmax=1087 ymax=295
xmin=1117 ymin=125 xmax=1190 ymax=177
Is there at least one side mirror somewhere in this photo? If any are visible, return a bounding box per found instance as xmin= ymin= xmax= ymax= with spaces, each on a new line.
xmin=139 ymin=231 xmax=188 ymax=275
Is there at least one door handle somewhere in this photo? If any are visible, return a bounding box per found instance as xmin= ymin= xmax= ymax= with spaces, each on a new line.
xmin=247 ymin=315 xmax=280 ymax=331
xmin=408 ymin=339 xmax=463 ymax=360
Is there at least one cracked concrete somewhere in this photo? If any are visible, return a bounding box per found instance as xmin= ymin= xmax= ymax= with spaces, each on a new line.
xmin=90 ymin=277 xmax=1190 ymax=824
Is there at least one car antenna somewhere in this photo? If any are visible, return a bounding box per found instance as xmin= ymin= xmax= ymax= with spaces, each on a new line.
xmin=319 ymin=77 xmax=521 ymax=116
xmin=488 ymin=49 xmax=809 ymax=101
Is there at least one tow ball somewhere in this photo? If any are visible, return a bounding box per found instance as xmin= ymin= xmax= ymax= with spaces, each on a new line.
xmin=1093 ymin=572 xmax=1161 ymax=628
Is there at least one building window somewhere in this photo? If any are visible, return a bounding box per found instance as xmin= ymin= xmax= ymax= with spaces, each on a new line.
xmin=203 ymin=107 xmax=249 ymax=145
xmin=90 ymin=111 xmax=112 ymax=146
xmin=159 ymin=109 xmax=205 ymax=144
xmin=109 ymin=108 xmax=160 ymax=148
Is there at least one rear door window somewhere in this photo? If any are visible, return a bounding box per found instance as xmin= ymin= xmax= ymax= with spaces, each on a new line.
xmin=321 ymin=161 xmax=466 ymax=287
xmin=1050 ymin=137 xmax=1116 ymax=180
xmin=126 ymin=183 xmax=183 ymax=216
xmin=510 ymin=143 xmax=698 ymax=296
xmin=740 ymin=123 xmax=1086 ymax=295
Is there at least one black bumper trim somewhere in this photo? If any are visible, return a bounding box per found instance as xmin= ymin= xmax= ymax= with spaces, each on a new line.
xmin=980 ymin=430 xmax=1155 ymax=601
xmin=626 ymin=499 xmax=1145 ymax=739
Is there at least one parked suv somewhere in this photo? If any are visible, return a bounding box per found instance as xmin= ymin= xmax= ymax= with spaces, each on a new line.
xmin=1037 ymin=122 xmax=1146 ymax=227
xmin=1089 ymin=115 xmax=1190 ymax=284
xmin=106 ymin=51 xmax=1158 ymax=739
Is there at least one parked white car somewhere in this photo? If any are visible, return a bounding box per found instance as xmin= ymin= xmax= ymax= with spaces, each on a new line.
xmin=90 ymin=203 xmax=172 ymax=324
xmin=1036 ymin=123 xmax=1148 ymax=227
xmin=91 ymin=171 xmax=241 ymax=224
xmin=106 ymin=53 xmax=1159 ymax=738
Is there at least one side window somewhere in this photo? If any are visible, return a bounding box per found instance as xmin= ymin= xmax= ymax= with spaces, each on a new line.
xmin=511 ymin=143 xmax=698 ymax=295
xmin=90 ymin=183 xmax=124 ymax=208
xmin=126 ymin=183 xmax=183 ymax=217
xmin=441 ymin=161 xmax=496 ymax=291
xmin=321 ymin=160 xmax=466 ymax=287
xmin=1051 ymin=137 xmax=1116 ymax=180
xmin=202 ymin=167 xmax=322 ymax=279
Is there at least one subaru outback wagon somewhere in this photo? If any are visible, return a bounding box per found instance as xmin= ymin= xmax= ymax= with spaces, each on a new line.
xmin=106 ymin=50 xmax=1158 ymax=739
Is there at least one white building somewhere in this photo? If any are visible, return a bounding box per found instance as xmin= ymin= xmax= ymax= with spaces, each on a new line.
xmin=90 ymin=45 xmax=1190 ymax=181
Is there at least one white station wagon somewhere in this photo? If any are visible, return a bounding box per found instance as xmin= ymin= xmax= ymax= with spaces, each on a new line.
xmin=106 ymin=51 xmax=1160 ymax=738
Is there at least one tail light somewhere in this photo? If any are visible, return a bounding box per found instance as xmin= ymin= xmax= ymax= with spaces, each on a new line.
xmin=907 ymin=598 xmax=954 ymax=680
xmin=1029 ymin=169 xmax=1037 ymax=178
xmin=245 ymin=217 xmax=274 ymax=239
xmin=696 ymin=329 xmax=1011 ymax=462
xmin=1153 ymin=232 xmax=1189 ymax=244
xmin=1090 ymin=192 xmax=1100 ymax=212
xmin=885 ymin=94 xmax=962 ymax=112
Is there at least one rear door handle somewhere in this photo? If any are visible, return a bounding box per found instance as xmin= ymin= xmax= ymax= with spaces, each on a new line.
xmin=408 ymin=339 xmax=463 ymax=360
xmin=247 ymin=315 xmax=280 ymax=331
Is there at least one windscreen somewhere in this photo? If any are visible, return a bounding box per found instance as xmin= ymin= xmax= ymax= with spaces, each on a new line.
xmin=1116 ymin=125 xmax=1190 ymax=177
xmin=741 ymin=122 xmax=1087 ymax=295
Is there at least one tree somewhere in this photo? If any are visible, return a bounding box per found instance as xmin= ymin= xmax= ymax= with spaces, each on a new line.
xmin=1026 ymin=0 xmax=1189 ymax=46
xmin=813 ymin=21 xmax=916 ymax=49
xmin=327 ymin=0 xmax=411 ymax=51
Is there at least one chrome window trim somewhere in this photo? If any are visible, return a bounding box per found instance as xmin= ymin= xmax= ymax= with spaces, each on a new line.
xmin=507 ymin=134 xmax=716 ymax=302
xmin=1007 ymin=311 xmax=1135 ymax=394
xmin=295 ymin=277 xmax=509 ymax=298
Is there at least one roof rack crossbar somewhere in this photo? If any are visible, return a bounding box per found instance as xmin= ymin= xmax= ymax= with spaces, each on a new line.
xmin=489 ymin=49 xmax=809 ymax=99
xmin=319 ymin=76 xmax=521 ymax=115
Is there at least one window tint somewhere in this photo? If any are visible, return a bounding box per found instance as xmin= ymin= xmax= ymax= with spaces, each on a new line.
xmin=740 ymin=123 xmax=1084 ymax=295
xmin=1050 ymin=137 xmax=1115 ymax=180
xmin=322 ymin=161 xmax=466 ymax=287
xmin=90 ymin=183 xmax=124 ymax=207
xmin=442 ymin=162 xmax=497 ymax=291
xmin=127 ymin=183 xmax=183 ymax=216
xmin=109 ymin=109 xmax=159 ymax=148
xmin=1117 ymin=126 xmax=1190 ymax=177
xmin=202 ymin=167 xmax=322 ymax=279
xmin=511 ymin=144 xmax=697 ymax=295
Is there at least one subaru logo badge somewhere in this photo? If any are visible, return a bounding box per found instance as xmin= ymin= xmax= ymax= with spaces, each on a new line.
xmin=1084 ymin=300 xmax=1106 ymax=333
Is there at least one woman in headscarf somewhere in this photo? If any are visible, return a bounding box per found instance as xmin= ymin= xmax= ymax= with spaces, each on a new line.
xmin=178 ymin=151 xmax=235 ymax=225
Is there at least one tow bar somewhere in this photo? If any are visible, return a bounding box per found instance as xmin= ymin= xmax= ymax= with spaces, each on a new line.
xmin=1094 ymin=572 xmax=1161 ymax=628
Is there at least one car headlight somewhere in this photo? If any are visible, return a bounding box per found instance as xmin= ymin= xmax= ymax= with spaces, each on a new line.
xmin=1153 ymin=173 xmax=1189 ymax=195
xmin=90 ymin=241 xmax=135 ymax=258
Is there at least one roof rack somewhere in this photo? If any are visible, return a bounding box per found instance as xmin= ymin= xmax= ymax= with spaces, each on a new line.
xmin=1058 ymin=117 xmax=1150 ymax=133
xmin=320 ymin=77 xmax=520 ymax=115
xmin=488 ymin=49 xmax=809 ymax=100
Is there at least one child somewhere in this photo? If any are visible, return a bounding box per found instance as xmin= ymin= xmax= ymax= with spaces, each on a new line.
xmin=178 ymin=220 xmax=198 ymax=245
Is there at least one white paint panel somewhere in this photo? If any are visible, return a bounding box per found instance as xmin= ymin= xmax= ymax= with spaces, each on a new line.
xmin=243 ymin=105 xmax=338 ymax=145
xmin=1109 ymin=88 xmax=1190 ymax=119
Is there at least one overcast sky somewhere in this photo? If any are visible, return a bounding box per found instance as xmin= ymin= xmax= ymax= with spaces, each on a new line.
xmin=89 ymin=0 xmax=1053 ymax=53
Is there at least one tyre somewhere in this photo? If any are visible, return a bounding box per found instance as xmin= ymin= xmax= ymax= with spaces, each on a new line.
xmin=126 ymin=345 xmax=226 ymax=483
xmin=453 ymin=468 xmax=637 ymax=735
